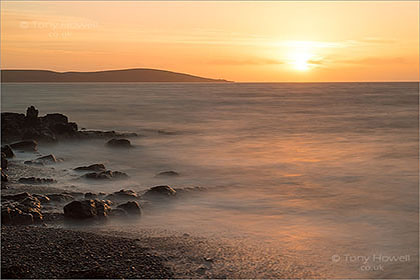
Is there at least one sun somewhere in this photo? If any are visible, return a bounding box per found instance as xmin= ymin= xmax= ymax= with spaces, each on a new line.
xmin=289 ymin=51 xmax=312 ymax=71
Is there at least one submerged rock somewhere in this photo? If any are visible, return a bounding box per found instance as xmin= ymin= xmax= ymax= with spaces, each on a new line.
xmin=106 ymin=138 xmax=131 ymax=148
xmin=36 ymin=154 xmax=57 ymax=164
xmin=106 ymin=189 xmax=138 ymax=201
xmin=25 ymin=154 xmax=58 ymax=165
xmin=117 ymin=201 xmax=141 ymax=216
xmin=63 ymin=199 xmax=111 ymax=219
xmin=18 ymin=177 xmax=56 ymax=184
xmin=82 ymin=170 xmax=128 ymax=180
xmin=156 ymin=171 xmax=180 ymax=177
xmin=142 ymin=185 xmax=176 ymax=199
xmin=1 ymin=145 xmax=14 ymax=158
xmin=74 ymin=164 xmax=106 ymax=172
xmin=10 ymin=140 xmax=38 ymax=151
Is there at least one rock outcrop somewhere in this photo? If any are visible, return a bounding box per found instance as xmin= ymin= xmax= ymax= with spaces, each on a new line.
xmin=63 ymin=199 xmax=111 ymax=219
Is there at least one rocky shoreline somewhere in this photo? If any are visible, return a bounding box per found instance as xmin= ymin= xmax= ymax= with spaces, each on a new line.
xmin=1 ymin=106 xmax=186 ymax=279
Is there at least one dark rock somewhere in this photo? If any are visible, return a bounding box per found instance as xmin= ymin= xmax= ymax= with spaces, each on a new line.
xmin=109 ymin=208 xmax=127 ymax=217
xmin=24 ymin=160 xmax=44 ymax=166
xmin=1 ymin=153 xmax=8 ymax=169
xmin=63 ymin=199 xmax=111 ymax=219
xmin=10 ymin=140 xmax=38 ymax=151
xmin=1 ymin=145 xmax=14 ymax=158
xmin=83 ymin=170 xmax=113 ymax=180
xmin=112 ymin=171 xmax=129 ymax=179
xmin=82 ymin=170 xmax=128 ymax=180
xmin=85 ymin=192 xmax=98 ymax=199
xmin=2 ymin=192 xmax=31 ymax=201
xmin=9 ymin=208 xmax=34 ymax=225
xmin=74 ymin=164 xmax=106 ymax=172
xmin=40 ymin=113 xmax=68 ymax=124
xmin=117 ymin=201 xmax=141 ymax=216
xmin=1 ymin=112 xmax=26 ymax=142
xmin=18 ymin=177 xmax=56 ymax=184
xmin=1 ymin=170 xmax=8 ymax=182
xmin=46 ymin=193 xmax=74 ymax=203
xmin=26 ymin=105 xmax=39 ymax=119
xmin=37 ymin=154 xmax=57 ymax=163
xmin=1 ymin=193 xmax=43 ymax=225
xmin=106 ymin=189 xmax=138 ymax=200
xmin=25 ymin=154 xmax=57 ymax=165
xmin=156 ymin=171 xmax=179 ymax=177
xmin=106 ymin=138 xmax=131 ymax=148
xmin=142 ymin=185 xmax=176 ymax=199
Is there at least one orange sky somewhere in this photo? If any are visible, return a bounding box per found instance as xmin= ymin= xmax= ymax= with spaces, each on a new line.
xmin=1 ymin=1 xmax=419 ymax=82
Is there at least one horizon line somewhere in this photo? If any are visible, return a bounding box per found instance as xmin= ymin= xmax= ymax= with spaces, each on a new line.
xmin=1 ymin=68 xmax=418 ymax=84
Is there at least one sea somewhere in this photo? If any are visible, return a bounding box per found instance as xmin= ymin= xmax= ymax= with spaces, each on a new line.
xmin=1 ymin=82 xmax=419 ymax=278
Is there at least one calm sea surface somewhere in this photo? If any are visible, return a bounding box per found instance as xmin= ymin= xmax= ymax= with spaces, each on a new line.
xmin=2 ymin=82 xmax=419 ymax=278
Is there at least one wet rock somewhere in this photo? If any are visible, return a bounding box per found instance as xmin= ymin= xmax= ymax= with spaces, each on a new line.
xmin=106 ymin=138 xmax=131 ymax=148
xmin=156 ymin=171 xmax=180 ymax=177
xmin=1 ymin=145 xmax=14 ymax=158
xmin=74 ymin=163 xmax=106 ymax=172
xmin=1 ymin=193 xmax=43 ymax=224
xmin=2 ymin=152 xmax=8 ymax=169
xmin=63 ymin=199 xmax=111 ymax=219
xmin=109 ymin=208 xmax=127 ymax=217
xmin=117 ymin=201 xmax=141 ymax=216
xmin=85 ymin=192 xmax=98 ymax=199
xmin=18 ymin=177 xmax=56 ymax=184
xmin=25 ymin=154 xmax=58 ymax=165
xmin=142 ymin=185 xmax=176 ymax=199
xmin=112 ymin=171 xmax=129 ymax=179
xmin=8 ymin=208 xmax=34 ymax=225
xmin=79 ymin=130 xmax=138 ymax=139
xmin=106 ymin=189 xmax=138 ymax=201
xmin=1 ymin=170 xmax=8 ymax=182
xmin=2 ymin=192 xmax=32 ymax=201
xmin=83 ymin=170 xmax=113 ymax=180
xmin=36 ymin=154 xmax=57 ymax=164
xmin=82 ymin=170 xmax=128 ymax=180
xmin=46 ymin=193 xmax=74 ymax=203
xmin=10 ymin=140 xmax=38 ymax=151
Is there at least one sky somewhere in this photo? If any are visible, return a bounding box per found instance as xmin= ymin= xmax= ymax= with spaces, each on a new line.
xmin=1 ymin=1 xmax=419 ymax=82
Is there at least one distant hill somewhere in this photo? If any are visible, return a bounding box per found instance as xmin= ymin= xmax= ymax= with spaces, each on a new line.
xmin=1 ymin=69 xmax=231 ymax=83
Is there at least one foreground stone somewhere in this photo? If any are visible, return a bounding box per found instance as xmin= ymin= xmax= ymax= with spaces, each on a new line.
xmin=1 ymin=192 xmax=43 ymax=225
xmin=63 ymin=199 xmax=111 ymax=219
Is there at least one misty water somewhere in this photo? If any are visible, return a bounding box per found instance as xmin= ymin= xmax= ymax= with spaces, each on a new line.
xmin=2 ymin=82 xmax=419 ymax=278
